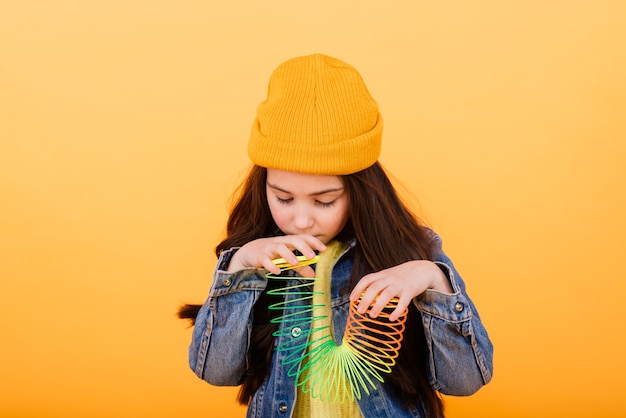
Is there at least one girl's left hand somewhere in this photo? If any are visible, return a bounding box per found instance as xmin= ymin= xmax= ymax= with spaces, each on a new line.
xmin=349 ymin=260 xmax=453 ymax=321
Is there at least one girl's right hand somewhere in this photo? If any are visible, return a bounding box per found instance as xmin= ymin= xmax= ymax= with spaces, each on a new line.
xmin=226 ymin=235 xmax=327 ymax=278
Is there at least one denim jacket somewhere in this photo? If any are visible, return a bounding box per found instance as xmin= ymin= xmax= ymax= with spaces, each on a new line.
xmin=189 ymin=233 xmax=493 ymax=417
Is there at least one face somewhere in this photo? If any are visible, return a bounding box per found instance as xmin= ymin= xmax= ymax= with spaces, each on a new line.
xmin=266 ymin=169 xmax=349 ymax=244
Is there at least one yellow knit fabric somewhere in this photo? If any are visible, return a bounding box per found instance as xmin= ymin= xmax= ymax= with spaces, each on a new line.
xmin=248 ymin=54 xmax=383 ymax=175
xmin=293 ymin=241 xmax=363 ymax=418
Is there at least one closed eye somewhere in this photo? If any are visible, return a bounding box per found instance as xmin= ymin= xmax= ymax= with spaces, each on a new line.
xmin=315 ymin=200 xmax=336 ymax=208
xmin=275 ymin=196 xmax=293 ymax=205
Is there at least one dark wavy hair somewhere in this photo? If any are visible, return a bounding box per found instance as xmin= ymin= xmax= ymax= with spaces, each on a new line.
xmin=178 ymin=162 xmax=444 ymax=417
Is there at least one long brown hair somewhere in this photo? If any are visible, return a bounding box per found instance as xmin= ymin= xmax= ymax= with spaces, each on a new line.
xmin=178 ymin=162 xmax=444 ymax=417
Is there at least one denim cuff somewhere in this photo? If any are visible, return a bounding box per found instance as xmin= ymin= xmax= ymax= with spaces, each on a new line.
xmin=210 ymin=248 xmax=267 ymax=297
xmin=413 ymin=262 xmax=473 ymax=322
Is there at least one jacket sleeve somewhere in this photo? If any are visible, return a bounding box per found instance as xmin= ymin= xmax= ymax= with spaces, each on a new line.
xmin=189 ymin=248 xmax=268 ymax=386
xmin=412 ymin=233 xmax=494 ymax=396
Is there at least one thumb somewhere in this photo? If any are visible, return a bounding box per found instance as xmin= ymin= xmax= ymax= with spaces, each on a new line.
xmin=294 ymin=265 xmax=316 ymax=278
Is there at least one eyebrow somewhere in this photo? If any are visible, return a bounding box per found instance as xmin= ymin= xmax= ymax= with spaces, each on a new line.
xmin=267 ymin=182 xmax=344 ymax=197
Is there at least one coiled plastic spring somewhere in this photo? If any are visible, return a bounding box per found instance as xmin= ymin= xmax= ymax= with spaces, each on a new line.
xmin=266 ymin=241 xmax=408 ymax=403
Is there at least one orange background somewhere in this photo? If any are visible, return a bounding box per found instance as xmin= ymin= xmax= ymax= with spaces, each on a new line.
xmin=1 ymin=1 xmax=625 ymax=417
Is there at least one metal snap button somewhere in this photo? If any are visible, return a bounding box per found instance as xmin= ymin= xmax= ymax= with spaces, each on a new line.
xmin=279 ymin=403 xmax=288 ymax=413
xmin=291 ymin=327 xmax=302 ymax=338
xmin=454 ymin=302 xmax=464 ymax=312
xmin=223 ymin=278 xmax=231 ymax=286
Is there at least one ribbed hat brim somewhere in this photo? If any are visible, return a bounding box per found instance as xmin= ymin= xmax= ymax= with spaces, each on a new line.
xmin=247 ymin=54 xmax=383 ymax=175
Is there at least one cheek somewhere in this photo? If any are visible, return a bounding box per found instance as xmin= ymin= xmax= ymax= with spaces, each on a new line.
xmin=268 ymin=202 xmax=289 ymax=228
xmin=326 ymin=204 xmax=349 ymax=231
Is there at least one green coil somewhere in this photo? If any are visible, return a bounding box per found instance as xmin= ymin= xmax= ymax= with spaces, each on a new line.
xmin=266 ymin=241 xmax=408 ymax=403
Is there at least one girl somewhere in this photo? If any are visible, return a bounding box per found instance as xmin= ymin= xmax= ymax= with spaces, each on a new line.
xmin=179 ymin=54 xmax=493 ymax=418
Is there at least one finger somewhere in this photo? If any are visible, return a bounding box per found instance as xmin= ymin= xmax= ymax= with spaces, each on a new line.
xmin=303 ymin=235 xmax=327 ymax=252
xmin=388 ymin=298 xmax=410 ymax=322
xmin=292 ymin=235 xmax=326 ymax=259
xmin=294 ymin=265 xmax=315 ymax=278
xmin=276 ymin=244 xmax=300 ymax=266
xmin=350 ymin=273 xmax=379 ymax=301
xmin=368 ymin=298 xmax=387 ymax=318
xmin=368 ymin=288 xmax=398 ymax=318
xmin=350 ymin=285 xmax=364 ymax=302
xmin=357 ymin=281 xmax=386 ymax=315
xmin=273 ymin=237 xmax=313 ymax=262
xmin=263 ymin=258 xmax=282 ymax=275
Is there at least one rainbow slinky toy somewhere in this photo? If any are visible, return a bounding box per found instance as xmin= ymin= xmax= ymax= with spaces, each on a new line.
xmin=266 ymin=241 xmax=408 ymax=403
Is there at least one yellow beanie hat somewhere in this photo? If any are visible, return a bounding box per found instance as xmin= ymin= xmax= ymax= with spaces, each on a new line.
xmin=248 ymin=54 xmax=382 ymax=175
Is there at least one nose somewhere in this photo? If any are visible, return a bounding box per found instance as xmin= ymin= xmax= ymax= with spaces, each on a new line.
xmin=293 ymin=206 xmax=314 ymax=231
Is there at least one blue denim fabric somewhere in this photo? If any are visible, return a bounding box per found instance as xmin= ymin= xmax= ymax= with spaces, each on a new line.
xmin=189 ymin=233 xmax=493 ymax=417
